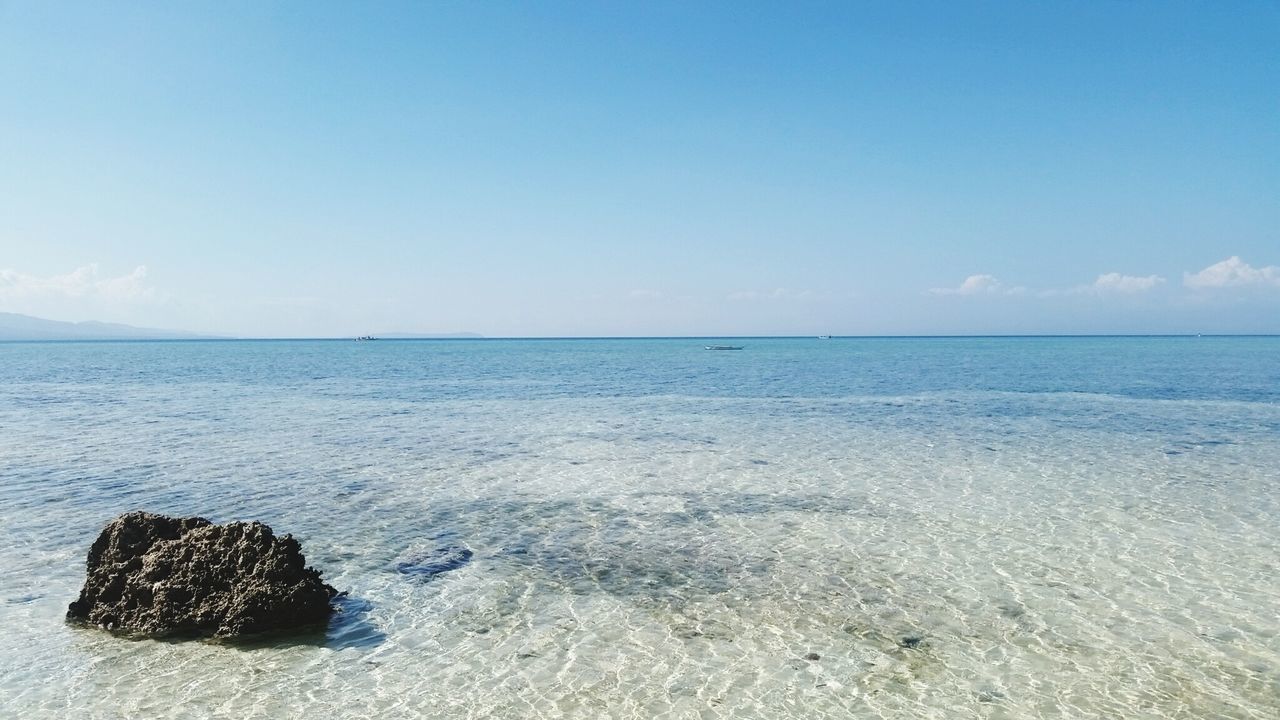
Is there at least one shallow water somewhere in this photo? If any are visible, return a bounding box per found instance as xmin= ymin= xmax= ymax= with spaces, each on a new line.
xmin=1 ymin=337 xmax=1277 ymax=718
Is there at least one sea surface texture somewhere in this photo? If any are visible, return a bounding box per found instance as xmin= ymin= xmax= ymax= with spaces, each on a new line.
xmin=1 ymin=337 xmax=1277 ymax=719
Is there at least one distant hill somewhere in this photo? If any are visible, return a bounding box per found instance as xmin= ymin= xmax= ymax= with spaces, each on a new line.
xmin=0 ymin=312 xmax=214 ymax=341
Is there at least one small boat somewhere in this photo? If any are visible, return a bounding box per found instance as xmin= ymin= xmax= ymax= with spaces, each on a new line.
xmin=817 ymin=335 xmax=831 ymax=340
xmin=705 ymin=345 xmax=743 ymax=350
xmin=354 ymin=335 xmax=378 ymax=341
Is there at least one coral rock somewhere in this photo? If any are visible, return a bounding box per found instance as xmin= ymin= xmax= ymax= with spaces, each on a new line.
xmin=67 ymin=511 xmax=337 ymax=639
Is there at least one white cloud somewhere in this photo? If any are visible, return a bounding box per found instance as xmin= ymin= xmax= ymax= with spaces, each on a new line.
xmin=1184 ymin=256 xmax=1280 ymax=289
xmin=95 ymin=265 xmax=152 ymax=300
xmin=1082 ymin=272 xmax=1165 ymax=295
xmin=727 ymin=287 xmax=816 ymax=301
xmin=942 ymin=271 xmax=1165 ymax=298
xmin=0 ymin=264 xmax=154 ymax=304
xmin=929 ymin=274 xmax=1024 ymax=296
xmin=0 ymin=264 xmax=160 ymax=322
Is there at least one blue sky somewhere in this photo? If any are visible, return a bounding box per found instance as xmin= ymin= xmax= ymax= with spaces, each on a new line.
xmin=1 ymin=1 xmax=1276 ymax=336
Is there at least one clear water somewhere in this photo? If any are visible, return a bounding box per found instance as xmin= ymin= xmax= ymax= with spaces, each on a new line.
xmin=1 ymin=337 xmax=1277 ymax=719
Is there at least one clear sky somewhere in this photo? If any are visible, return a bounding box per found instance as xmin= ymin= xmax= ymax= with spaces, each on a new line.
xmin=1 ymin=1 xmax=1277 ymax=337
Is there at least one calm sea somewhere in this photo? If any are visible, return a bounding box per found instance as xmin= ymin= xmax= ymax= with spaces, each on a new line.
xmin=1 ymin=337 xmax=1278 ymax=718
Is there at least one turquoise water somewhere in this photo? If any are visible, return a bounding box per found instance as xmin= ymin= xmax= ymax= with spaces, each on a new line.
xmin=1 ymin=337 xmax=1278 ymax=718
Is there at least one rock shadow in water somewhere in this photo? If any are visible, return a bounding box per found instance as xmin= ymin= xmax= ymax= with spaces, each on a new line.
xmin=220 ymin=593 xmax=386 ymax=651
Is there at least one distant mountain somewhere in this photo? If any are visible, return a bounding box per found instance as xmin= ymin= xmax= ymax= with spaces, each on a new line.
xmin=0 ymin=312 xmax=214 ymax=341
xmin=374 ymin=331 xmax=484 ymax=339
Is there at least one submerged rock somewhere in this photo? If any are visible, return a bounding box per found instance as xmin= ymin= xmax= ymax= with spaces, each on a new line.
xmin=898 ymin=634 xmax=925 ymax=649
xmin=67 ymin=511 xmax=337 ymax=639
xmin=395 ymin=543 xmax=473 ymax=581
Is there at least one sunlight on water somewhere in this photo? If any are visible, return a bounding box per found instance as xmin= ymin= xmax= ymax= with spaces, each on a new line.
xmin=1 ymin=338 xmax=1277 ymax=718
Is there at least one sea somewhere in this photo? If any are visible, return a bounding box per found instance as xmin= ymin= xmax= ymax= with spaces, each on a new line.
xmin=1 ymin=337 xmax=1277 ymax=719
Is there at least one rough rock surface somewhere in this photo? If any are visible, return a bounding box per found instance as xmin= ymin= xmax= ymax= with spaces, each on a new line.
xmin=67 ymin=511 xmax=337 ymax=639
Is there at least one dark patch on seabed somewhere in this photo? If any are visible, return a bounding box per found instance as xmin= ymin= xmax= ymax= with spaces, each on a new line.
xmin=898 ymin=634 xmax=925 ymax=649
xmin=394 ymin=491 xmax=875 ymax=608
xmin=1165 ymin=437 xmax=1235 ymax=455
xmin=1163 ymin=437 xmax=1241 ymax=459
xmin=334 ymin=480 xmax=368 ymax=498
xmin=396 ymin=542 xmax=474 ymax=581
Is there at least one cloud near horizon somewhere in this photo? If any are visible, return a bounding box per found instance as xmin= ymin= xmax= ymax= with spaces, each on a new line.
xmin=1184 ymin=256 xmax=1280 ymax=289
xmin=627 ymin=289 xmax=665 ymax=300
xmin=0 ymin=264 xmax=154 ymax=304
xmin=727 ymin=288 xmax=817 ymax=301
xmin=939 ymin=270 xmax=1177 ymax=298
xmin=1078 ymin=272 xmax=1165 ymax=295
xmin=929 ymin=274 xmax=1025 ymax=296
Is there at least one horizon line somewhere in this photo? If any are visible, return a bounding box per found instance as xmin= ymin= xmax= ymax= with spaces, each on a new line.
xmin=5 ymin=333 xmax=1279 ymax=343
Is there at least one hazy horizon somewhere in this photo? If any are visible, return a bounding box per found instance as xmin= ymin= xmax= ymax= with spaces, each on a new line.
xmin=5 ymin=309 xmax=1280 ymax=341
xmin=2 ymin=2 xmax=1277 ymax=337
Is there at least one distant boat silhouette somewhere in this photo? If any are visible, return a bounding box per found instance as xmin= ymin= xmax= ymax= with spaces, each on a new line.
xmin=817 ymin=335 xmax=831 ymax=340
xmin=354 ymin=336 xmax=378 ymax=341
xmin=705 ymin=345 xmax=743 ymax=350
